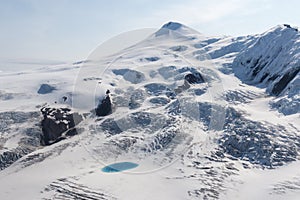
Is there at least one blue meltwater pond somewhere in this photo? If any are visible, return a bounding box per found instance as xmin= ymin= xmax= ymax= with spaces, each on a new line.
xmin=102 ymin=162 xmax=138 ymax=173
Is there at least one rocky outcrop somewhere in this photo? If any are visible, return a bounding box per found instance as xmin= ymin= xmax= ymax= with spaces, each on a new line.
xmin=95 ymin=91 xmax=112 ymax=117
xmin=184 ymin=72 xmax=204 ymax=84
xmin=40 ymin=107 xmax=83 ymax=145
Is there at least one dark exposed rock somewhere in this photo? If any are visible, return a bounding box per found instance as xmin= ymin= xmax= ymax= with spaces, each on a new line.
xmin=251 ymin=58 xmax=268 ymax=77
xmin=62 ymin=96 xmax=67 ymax=102
xmin=283 ymin=24 xmax=298 ymax=31
xmin=268 ymin=74 xmax=279 ymax=82
xmin=177 ymin=67 xmax=205 ymax=83
xmin=271 ymin=67 xmax=299 ymax=96
xmin=40 ymin=107 xmax=83 ymax=145
xmin=259 ymin=72 xmax=269 ymax=83
xmin=184 ymin=72 xmax=204 ymax=84
xmin=162 ymin=22 xmax=182 ymax=30
xmin=95 ymin=94 xmax=112 ymax=117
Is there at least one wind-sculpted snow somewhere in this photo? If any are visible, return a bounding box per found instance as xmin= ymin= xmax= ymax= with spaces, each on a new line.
xmin=272 ymin=176 xmax=300 ymax=195
xmin=208 ymin=36 xmax=255 ymax=59
xmin=194 ymin=38 xmax=221 ymax=48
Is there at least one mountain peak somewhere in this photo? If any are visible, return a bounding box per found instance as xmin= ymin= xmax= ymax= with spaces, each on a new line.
xmin=267 ymin=24 xmax=299 ymax=34
xmin=282 ymin=24 xmax=298 ymax=31
xmin=154 ymin=21 xmax=200 ymax=38
xmin=161 ymin=22 xmax=183 ymax=30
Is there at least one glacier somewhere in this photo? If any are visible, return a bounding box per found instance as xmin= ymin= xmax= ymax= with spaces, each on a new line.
xmin=0 ymin=22 xmax=299 ymax=200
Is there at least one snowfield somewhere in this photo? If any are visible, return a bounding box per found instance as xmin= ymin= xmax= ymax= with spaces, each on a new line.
xmin=0 ymin=22 xmax=299 ymax=200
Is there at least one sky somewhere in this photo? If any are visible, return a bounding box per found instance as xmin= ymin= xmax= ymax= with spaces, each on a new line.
xmin=1 ymin=0 xmax=300 ymax=65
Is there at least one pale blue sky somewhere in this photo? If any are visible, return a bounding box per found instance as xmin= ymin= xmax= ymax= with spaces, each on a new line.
xmin=1 ymin=0 xmax=300 ymax=64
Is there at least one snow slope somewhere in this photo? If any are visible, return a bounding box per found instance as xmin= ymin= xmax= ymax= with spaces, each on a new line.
xmin=0 ymin=22 xmax=299 ymax=200
xmin=233 ymin=24 xmax=300 ymax=115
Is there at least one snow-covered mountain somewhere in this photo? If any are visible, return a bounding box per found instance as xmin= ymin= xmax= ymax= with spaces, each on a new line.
xmin=0 ymin=22 xmax=299 ymax=200
xmin=233 ymin=24 xmax=300 ymax=115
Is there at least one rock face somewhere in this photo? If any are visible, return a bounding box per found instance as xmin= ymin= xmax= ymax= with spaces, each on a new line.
xmin=95 ymin=94 xmax=112 ymax=117
xmin=184 ymin=72 xmax=205 ymax=84
xmin=232 ymin=25 xmax=300 ymax=115
xmin=40 ymin=107 xmax=83 ymax=145
xmin=233 ymin=25 xmax=300 ymax=97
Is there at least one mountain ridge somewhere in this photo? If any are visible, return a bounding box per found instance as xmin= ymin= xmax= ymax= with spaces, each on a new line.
xmin=0 ymin=22 xmax=299 ymax=200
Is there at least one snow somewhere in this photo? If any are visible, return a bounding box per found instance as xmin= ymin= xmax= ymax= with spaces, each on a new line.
xmin=0 ymin=22 xmax=299 ymax=200
xmin=233 ymin=24 xmax=300 ymax=114
xmin=225 ymin=161 xmax=300 ymax=200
